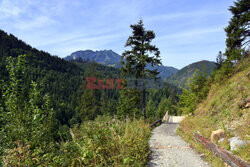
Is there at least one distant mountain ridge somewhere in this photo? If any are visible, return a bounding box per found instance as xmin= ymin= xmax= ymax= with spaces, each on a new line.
xmin=64 ymin=50 xmax=179 ymax=78
xmin=166 ymin=60 xmax=217 ymax=87
xmin=64 ymin=50 xmax=121 ymax=67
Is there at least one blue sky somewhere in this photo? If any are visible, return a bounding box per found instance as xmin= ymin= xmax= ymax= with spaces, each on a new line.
xmin=0 ymin=0 xmax=234 ymax=69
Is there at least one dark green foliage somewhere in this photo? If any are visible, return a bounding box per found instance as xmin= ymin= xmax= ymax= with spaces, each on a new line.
xmin=117 ymin=88 xmax=141 ymax=119
xmin=167 ymin=60 xmax=217 ymax=88
xmin=60 ymin=116 xmax=151 ymax=166
xmin=157 ymin=97 xmax=173 ymax=118
xmin=118 ymin=20 xmax=162 ymax=119
xmin=146 ymin=98 xmax=157 ymax=118
xmin=0 ymin=55 xmax=56 ymax=166
xmin=79 ymin=88 xmax=102 ymax=120
xmin=177 ymin=89 xmax=197 ymax=115
xmin=76 ymin=62 xmax=120 ymax=122
xmin=0 ymin=29 xmax=121 ymax=126
xmin=210 ymin=61 xmax=234 ymax=83
xmin=224 ymin=0 xmax=250 ymax=61
xmin=146 ymin=82 xmax=180 ymax=118
xmin=178 ymin=71 xmax=210 ymax=115
xmin=210 ymin=0 xmax=249 ymax=83
xmin=188 ymin=71 xmax=210 ymax=100
xmin=0 ymin=28 xmax=180 ymax=165
xmin=216 ymin=51 xmax=225 ymax=69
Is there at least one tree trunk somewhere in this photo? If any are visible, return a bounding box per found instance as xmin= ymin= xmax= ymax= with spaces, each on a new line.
xmin=142 ymin=73 xmax=146 ymax=120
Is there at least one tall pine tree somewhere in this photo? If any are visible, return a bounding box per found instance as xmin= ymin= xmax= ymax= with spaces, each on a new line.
xmin=120 ymin=20 xmax=162 ymax=119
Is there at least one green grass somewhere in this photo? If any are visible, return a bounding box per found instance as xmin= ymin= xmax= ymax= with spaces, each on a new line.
xmin=2 ymin=116 xmax=151 ymax=167
xmin=177 ymin=59 xmax=250 ymax=167
xmin=60 ymin=116 xmax=151 ymax=167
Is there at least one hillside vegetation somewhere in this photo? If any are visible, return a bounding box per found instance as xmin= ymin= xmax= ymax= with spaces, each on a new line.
xmin=0 ymin=23 xmax=180 ymax=166
xmin=178 ymin=57 xmax=250 ymax=166
xmin=167 ymin=60 xmax=216 ymax=88
xmin=0 ymin=29 xmax=121 ymax=127
xmin=2 ymin=115 xmax=151 ymax=166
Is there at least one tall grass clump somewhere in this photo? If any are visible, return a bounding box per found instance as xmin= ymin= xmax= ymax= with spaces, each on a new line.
xmin=60 ymin=116 xmax=151 ymax=167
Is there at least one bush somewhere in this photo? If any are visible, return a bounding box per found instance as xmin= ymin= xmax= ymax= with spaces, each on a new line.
xmin=178 ymin=71 xmax=210 ymax=115
xmin=2 ymin=141 xmax=61 ymax=166
xmin=0 ymin=55 xmax=57 ymax=166
xmin=61 ymin=116 xmax=151 ymax=166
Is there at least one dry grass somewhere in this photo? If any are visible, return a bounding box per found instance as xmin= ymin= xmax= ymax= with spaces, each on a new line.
xmin=178 ymin=58 xmax=250 ymax=167
xmin=61 ymin=116 xmax=151 ymax=167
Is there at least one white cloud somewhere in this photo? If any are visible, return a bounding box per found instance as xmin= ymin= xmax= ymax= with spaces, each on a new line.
xmin=14 ymin=15 xmax=57 ymax=30
xmin=0 ymin=0 xmax=233 ymax=68
xmin=38 ymin=32 xmax=126 ymax=57
xmin=146 ymin=10 xmax=226 ymax=23
xmin=0 ymin=0 xmax=63 ymax=30
xmin=0 ymin=0 xmax=22 ymax=18
xmin=159 ymin=26 xmax=225 ymax=40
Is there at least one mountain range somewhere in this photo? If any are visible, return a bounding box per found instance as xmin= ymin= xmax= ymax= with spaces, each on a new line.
xmin=64 ymin=50 xmax=179 ymax=78
xmin=0 ymin=28 xmax=216 ymax=92
xmin=64 ymin=50 xmax=121 ymax=67
xmin=64 ymin=50 xmax=217 ymax=85
xmin=0 ymin=29 xmax=217 ymax=122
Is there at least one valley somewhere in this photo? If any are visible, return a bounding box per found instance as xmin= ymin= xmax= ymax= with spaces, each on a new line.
xmin=0 ymin=0 xmax=249 ymax=166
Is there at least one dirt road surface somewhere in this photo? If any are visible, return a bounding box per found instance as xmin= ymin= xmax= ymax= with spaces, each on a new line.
xmin=148 ymin=123 xmax=210 ymax=167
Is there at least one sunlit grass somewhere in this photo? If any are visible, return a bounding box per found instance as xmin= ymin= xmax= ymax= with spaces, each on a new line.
xmin=61 ymin=116 xmax=151 ymax=166
xmin=178 ymin=58 xmax=250 ymax=166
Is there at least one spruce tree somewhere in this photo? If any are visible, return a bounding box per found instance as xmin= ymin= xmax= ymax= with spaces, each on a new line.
xmin=120 ymin=19 xmax=162 ymax=119
xmin=224 ymin=0 xmax=250 ymax=61
xmin=216 ymin=51 xmax=224 ymax=69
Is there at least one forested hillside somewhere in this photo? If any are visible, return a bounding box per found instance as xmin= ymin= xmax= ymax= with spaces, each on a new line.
xmin=0 ymin=27 xmax=180 ymax=166
xmin=0 ymin=29 xmax=123 ymax=126
xmin=166 ymin=60 xmax=217 ymax=88
xmin=0 ymin=0 xmax=248 ymax=166
xmin=178 ymin=57 xmax=250 ymax=166
xmin=176 ymin=0 xmax=250 ymax=165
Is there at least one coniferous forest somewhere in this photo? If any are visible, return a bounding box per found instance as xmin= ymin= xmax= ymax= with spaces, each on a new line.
xmin=0 ymin=26 xmax=180 ymax=165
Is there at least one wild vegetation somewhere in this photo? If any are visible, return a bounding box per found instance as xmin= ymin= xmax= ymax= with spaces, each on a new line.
xmin=0 ymin=0 xmax=248 ymax=166
xmin=167 ymin=60 xmax=217 ymax=88
xmin=62 ymin=116 xmax=151 ymax=166
xmin=178 ymin=57 xmax=250 ymax=166
xmin=0 ymin=19 xmax=180 ymax=166
xmin=177 ymin=0 xmax=249 ymax=166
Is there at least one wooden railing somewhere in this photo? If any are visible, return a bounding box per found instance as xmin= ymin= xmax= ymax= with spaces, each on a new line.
xmin=150 ymin=119 xmax=162 ymax=127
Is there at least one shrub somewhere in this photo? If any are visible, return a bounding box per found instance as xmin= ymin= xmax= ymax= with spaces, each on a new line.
xmin=61 ymin=116 xmax=151 ymax=166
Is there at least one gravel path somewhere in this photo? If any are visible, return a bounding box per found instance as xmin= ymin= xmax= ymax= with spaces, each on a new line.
xmin=148 ymin=123 xmax=210 ymax=167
